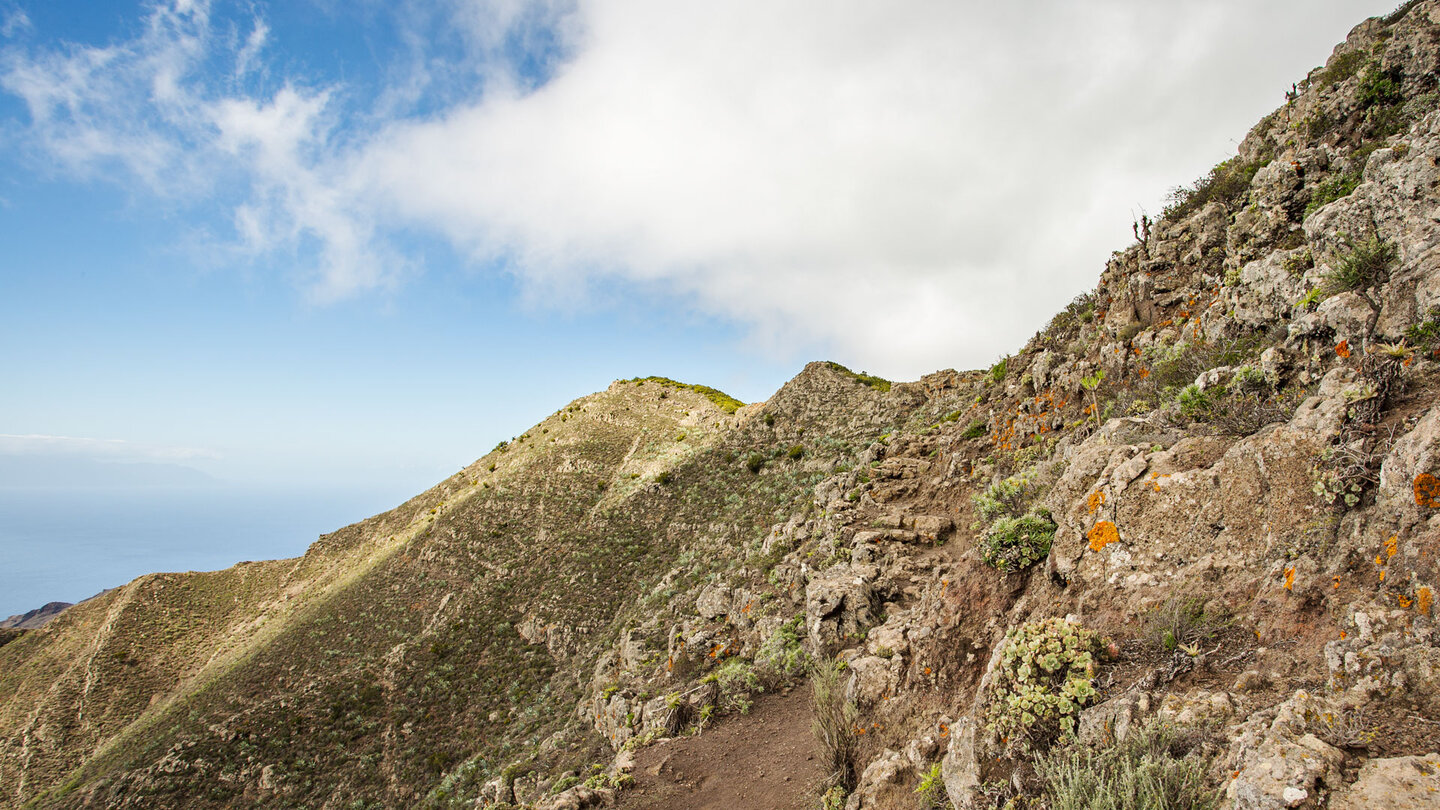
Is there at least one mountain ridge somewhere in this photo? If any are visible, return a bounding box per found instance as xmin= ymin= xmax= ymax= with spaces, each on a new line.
xmin=8 ymin=3 xmax=1440 ymax=808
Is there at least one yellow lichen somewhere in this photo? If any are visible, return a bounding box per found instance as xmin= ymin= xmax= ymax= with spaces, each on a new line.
xmin=1284 ymin=567 xmax=1295 ymax=591
xmin=1415 ymin=473 xmax=1440 ymax=508
xmin=1087 ymin=520 xmax=1119 ymax=552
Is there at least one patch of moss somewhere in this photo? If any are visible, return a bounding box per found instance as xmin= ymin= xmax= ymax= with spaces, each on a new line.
xmin=630 ymin=376 xmax=744 ymax=413
xmin=823 ymin=361 xmax=892 ymax=392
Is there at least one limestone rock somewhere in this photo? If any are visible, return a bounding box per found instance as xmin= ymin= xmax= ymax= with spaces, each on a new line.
xmin=1328 ymin=753 xmax=1440 ymax=809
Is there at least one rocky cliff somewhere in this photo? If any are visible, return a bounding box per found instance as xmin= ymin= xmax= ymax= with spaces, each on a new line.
xmin=6 ymin=3 xmax=1440 ymax=809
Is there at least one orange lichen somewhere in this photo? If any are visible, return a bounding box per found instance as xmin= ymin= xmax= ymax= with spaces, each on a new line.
xmin=1414 ymin=473 xmax=1440 ymax=508
xmin=1386 ymin=535 xmax=1399 ymax=559
xmin=1087 ymin=490 xmax=1106 ymax=513
xmin=1284 ymin=567 xmax=1295 ymax=591
xmin=1088 ymin=520 xmax=1120 ymax=552
xmin=1138 ymin=367 xmax=1150 ymax=379
xmin=1418 ymin=586 xmax=1434 ymax=615
xmin=1336 ymin=339 xmax=1351 ymax=358
xmin=1333 ymin=575 xmax=1341 ymax=590
xmin=1399 ymin=594 xmax=1414 ymax=608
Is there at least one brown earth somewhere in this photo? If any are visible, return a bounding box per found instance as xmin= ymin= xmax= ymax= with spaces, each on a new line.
xmin=615 ymin=688 xmax=823 ymax=810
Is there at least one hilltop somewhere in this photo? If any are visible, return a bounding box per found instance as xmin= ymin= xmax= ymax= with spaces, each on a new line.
xmin=7 ymin=3 xmax=1440 ymax=809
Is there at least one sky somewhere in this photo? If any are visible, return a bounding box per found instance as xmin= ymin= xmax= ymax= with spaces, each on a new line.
xmin=0 ymin=0 xmax=1405 ymax=499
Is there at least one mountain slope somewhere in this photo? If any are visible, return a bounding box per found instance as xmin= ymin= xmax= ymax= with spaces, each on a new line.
xmin=8 ymin=3 xmax=1440 ymax=809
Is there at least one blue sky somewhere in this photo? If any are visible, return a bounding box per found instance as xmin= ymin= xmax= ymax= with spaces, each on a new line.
xmin=0 ymin=0 xmax=1402 ymax=500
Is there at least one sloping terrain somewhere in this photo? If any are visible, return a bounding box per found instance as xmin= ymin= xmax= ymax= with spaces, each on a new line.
xmin=7 ymin=3 xmax=1440 ymax=809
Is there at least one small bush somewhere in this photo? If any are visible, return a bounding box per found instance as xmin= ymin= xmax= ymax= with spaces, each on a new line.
xmin=629 ymin=376 xmax=744 ymax=413
xmin=811 ymin=659 xmax=860 ymax=792
xmin=961 ymin=419 xmax=988 ymax=440
xmin=654 ymin=471 xmax=672 ymax=486
xmin=1163 ymin=154 xmax=1269 ymax=221
xmin=988 ymin=357 xmax=1009 ymax=384
xmin=1303 ymin=171 xmax=1361 ymax=219
xmin=1144 ymin=596 xmax=1227 ymax=653
xmin=745 ymin=453 xmax=766 ymax=474
xmin=824 ymin=361 xmax=892 ymax=392
xmin=1313 ymin=49 xmax=1367 ymax=87
xmin=787 ymin=445 xmax=805 ymax=460
xmin=974 ymin=472 xmax=1057 ymax=571
xmin=914 ymin=762 xmax=947 ymax=809
xmin=1405 ymin=307 xmax=1440 ymax=352
xmin=979 ymin=512 xmax=1056 ymax=573
xmin=986 ymin=617 xmax=1102 ymax=753
xmin=1035 ymin=720 xmax=1220 ymax=810
xmin=1324 ymin=235 xmax=1397 ymax=296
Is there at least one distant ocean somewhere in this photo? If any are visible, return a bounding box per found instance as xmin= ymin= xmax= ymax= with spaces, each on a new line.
xmin=0 ymin=486 xmax=405 ymax=619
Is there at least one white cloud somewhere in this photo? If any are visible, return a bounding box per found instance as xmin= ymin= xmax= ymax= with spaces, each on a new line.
xmin=0 ymin=434 xmax=217 ymax=461
xmin=1 ymin=7 xmax=31 ymax=38
xmin=0 ymin=0 xmax=1403 ymax=377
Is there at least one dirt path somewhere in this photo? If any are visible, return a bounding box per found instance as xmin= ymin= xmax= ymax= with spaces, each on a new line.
xmin=615 ymin=687 xmax=823 ymax=810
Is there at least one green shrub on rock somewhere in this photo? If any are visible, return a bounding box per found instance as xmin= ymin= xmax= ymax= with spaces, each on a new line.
xmin=979 ymin=511 xmax=1056 ymax=572
xmin=986 ymin=617 xmax=1102 ymax=753
xmin=974 ymin=472 xmax=1055 ymax=573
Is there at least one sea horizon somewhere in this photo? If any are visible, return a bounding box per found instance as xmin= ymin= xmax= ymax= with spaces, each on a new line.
xmin=0 ymin=483 xmax=413 ymax=620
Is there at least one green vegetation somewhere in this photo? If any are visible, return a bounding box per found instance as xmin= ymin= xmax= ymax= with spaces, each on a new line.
xmin=786 ymin=444 xmax=805 ymax=460
xmin=1405 ymin=306 xmax=1440 ymax=352
xmin=630 ymin=376 xmax=745 ymax=413
xmin=1303 ymin=171 xmax=1361 ymax=219
xmin=824 ymin=361 xmax=892 ymax=392
xmin=1162 ymin=152 xmax=1270 ymax=221
xmin=1312 ymin=49 xmax=1367 ymax=87
xmin=745 ymin=452 xmax=767 ymax=473
xmin=988 ymin=357 xmax=1009 ymax=384
xmin=973 ymin=472 xmax=1055 ymax=573
xmin=1173 ymin=367 xmax=1304 ymax=436
xmin=810 ymin=659 xmax=860 ymax=793
xmin=1035 ymin=721 xmax=1220 ymax=810
xmin=914 ymin=763 xmax=948 ymax=809
xmin=1144 ymin=596 xmax=1228 ymax=654
xmin=985 ymin=618 xmax=1102 ymax=752
xmin=1324 ymin=234 xmax=1397 ymax=296
xmin=961 ymin=418 xmax=988 ymax=440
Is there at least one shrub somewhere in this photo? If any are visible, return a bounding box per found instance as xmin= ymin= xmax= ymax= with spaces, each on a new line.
xmin=1404 ymin=306 xmax=1440 ymax=352
xmin=745 ymin=453 xmax=766 ymax=474
xmin=811 ymin=659 xmax=860 ymax=792
xmin=754 ymin=617 xmax=809 ymax=686
xmin=1144 ymin=596 xmax=1227 ymax=653
xmin=914 ymin=762 xmax=947 ymax=809
xmin=629 ymin=376 xmax=744 ymax=413
xmin=979 ymin=512 xmax=1056 ymax=573
xmin=985 ymin=618 xmax=1102 ymax=753
xmin=654 ymin=471 xmax=672 ymax=486
xmin=1312 ymin=49 xmax=1367 ymax=87
xmin=1324 ymin=235 xmax=1396 ymax=296
xmin=824 ymin=361 xmax=892 ymax=392
xmin=787 ymin=445 xmax=805 ymax=460
xmin=1035 ymin=720 xmax=1220 ymax=810
xmin=988 ymin=357 xmax=1009 ymax=384
xmin=1303 ymin=171 xmax=1361 ymax=219
xmin=974 ymin=471 xmax=1057 ymax=571
xmin=961 ymin=419 xmax=988 ymax=440
xmin=1162 ymin=154 xmax=1269 ymax=221
xmin=713 ymin=658 xmax=761 ymax=714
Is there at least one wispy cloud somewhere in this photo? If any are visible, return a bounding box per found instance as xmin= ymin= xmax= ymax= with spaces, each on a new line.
xmin=0 ymin=0 xmax=1398 ymax=376
xmin=0 ymin=434 xmax=218 ymax=461
xmin=1 ymin=7 xmax=31 ymax=38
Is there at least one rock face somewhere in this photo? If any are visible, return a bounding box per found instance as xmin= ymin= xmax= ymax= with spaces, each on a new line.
xmin=7 ymin=4 xmax=1440 ymax=810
